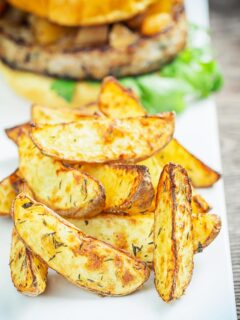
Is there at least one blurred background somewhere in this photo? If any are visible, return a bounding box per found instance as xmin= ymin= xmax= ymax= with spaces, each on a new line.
xmin=209 ymin=0 xmax=240 ymax=316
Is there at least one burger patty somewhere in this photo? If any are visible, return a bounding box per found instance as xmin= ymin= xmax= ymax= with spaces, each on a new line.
xmin=0 ymin=7 xmax=187 ymax=80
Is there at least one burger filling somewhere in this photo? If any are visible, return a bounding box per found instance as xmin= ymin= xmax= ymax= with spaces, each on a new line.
xmin=0 ymin=0 xmax=187 ymax=79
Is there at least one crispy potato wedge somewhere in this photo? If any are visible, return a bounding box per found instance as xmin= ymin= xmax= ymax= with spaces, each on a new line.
xmin=193 ymin=212 xmax=221 ymax=253
xmin=13 ymin=193 xmax=150 ymax=296
xmin=5 ymin=123 xmax=30 ymax=144
xmin=32 ymin=104 xmax=101 ymax=125
xmin=99 ymin=77 xmax=146 ymax=118
xmin=18 ymin=132 xmax=105 ymax=218
xmin=98 ymin=79 xmax=220 ymax=188
xmin=30 ymin=113 xmax=175 ymax=164
xmin=155 ymin=139 xmax=221 ymax=188
xmin=10 ymin=228 xmax=48 ymax=296
xmin=140 ymin=157 xmax=211 ymax=213
xmin=75 ymin=163 xmax=154 ymax=214
xmin=0 ymin=170 xmax=22 ymax=216
xmin=154 ymin=163 xmax=194 ymax=302
xmin=191 ymin=189 xmax=211 ymax=213
xmin=69 ymin=212 xmax=221 ymax=266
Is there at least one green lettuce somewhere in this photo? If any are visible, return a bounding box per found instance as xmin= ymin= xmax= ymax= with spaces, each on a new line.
xmin=51 ymin=79 xmax=77 ymax=103
xmin=51 ymin=26 xmax=223 ymax=113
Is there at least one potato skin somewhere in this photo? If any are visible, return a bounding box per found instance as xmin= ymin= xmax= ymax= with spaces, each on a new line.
xmin=13 ymin=194 xmax=150 ymax=296
xmin=18 ymin=131 xmax=105 ymax=218
xmin=154 ymin=163 xmax=194 ymax=302
xmin=10 ymin=228 xmax=48 ymax=296
xmin=30 ymin=113 xmax=175 ymax=164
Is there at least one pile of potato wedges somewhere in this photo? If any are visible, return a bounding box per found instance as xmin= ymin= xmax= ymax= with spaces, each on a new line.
xmin=0 ymin=77 xmax=221 ymax=302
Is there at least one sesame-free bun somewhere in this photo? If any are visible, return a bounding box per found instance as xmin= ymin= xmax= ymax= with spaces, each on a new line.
xmin=0 ymin=62 xmax=100 ymax=108
xmin=7 ymin=0 xmax=158 ymax=26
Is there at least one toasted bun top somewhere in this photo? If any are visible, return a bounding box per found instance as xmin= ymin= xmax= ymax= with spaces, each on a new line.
xmin=7 ymin=0 xmax=158 ymax=26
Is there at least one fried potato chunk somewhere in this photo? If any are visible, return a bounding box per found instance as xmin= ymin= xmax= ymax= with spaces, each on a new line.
xmin=191 ymin=189 xmax=211 ymax=213
xmin=30 ymin=113 xmax=174 ymax=164
xmin=193 ymin=212 xmax=221 ymax=253
xmin=99 ymin=77 xmax=146 ymax=118
xmin=32 ymin=104 xmax=100 ymax=125
xmin=76 ymin=163 xmax=154 ymax=214
xmin=154 ymin=163 xmax=194 ymax=302
xmin=13 ymin=194 xmax=150 ymax=296
xmin=10 ymin=228 xmax=48 ymax=296
xmin=155 ymin=139 xmax=220 ymax=188
xmin=18 ymin=131 xmax=105 ymax=218
xmin=140 ymin=157 xmax=211 ymax=213
xmin=0 ymin=170 xmax=22 ymax=216
xmin=5 ymin=123 xmax=30 ymax=144
xmin=69 ymin=212 xmax=221 ymax=266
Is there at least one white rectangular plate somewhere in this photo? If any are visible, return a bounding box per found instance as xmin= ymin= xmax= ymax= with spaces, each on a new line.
xmin=0 ymin=1 xmax=237 ymax=319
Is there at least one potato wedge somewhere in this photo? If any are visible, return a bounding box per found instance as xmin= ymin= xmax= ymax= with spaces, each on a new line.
xmin=0 ymin=170 xmax=22 ymax=216
xmin=69 ymin=213 xmax=155 ymax=266
xmin=99 ymin=77 xmax=146 ymax=118
xmin=32 ymin=104 xmax=101 ymax=125
xmin=75 ymin=163 xmax=154 ymax=214
xmin=10 ymin=228 xmax=48 ymax=296
xmin=18 ymin=131 xmax=105 ymax=218
xmin=5 ymin=123 xmax=30 ymax=144
xmin=30 ymin=113 xmax=175 ymax=164
xmin=13 ymin=193 xmax=150 ymax=296
xmin=191 ymin=189 xmax=211 ymax=213
xmin=155 ymin=139 xmax=221 ymax=188
xmin=98 ymin=78 xmax=220 ymax=187
xmin=140 ymin=157 xmax=211 ymax=213
xmin=69 ymin=212 xmax=221 ymax=266
xmin=154 ymin=163 xmax=194 ymax=302
xmin=193 ymin=212 xmax=221 ymax=253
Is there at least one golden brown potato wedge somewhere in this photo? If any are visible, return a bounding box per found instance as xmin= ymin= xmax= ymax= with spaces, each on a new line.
xmin=99 ymin=77 xmax=146 ymax=118
xmin=193 ymin=212 xmax=221 ymax=253
xmin=31 ymin=104 xmax=101 ymax=125
xmin=30 ymin=113 xmax=175 ymax=164
xmin=10 ymin=228 xmax=48 ymax=296
xmin=140 ymin=157 xmax=211 ymax=213
xmin=13 ymin=193 xmax=150 ymax=296
xmin=0 ymin=170 xmax=22 ymax=216
xmin=75 ymin=163 xmax=154 ymax=214
xmin=98 ymin=78 xmax=220 ymax=188
xmin=155 ymin=139 xmax=221 ymax=188
xmin=154 ymin=163 xmax=194 ymax=302
xmin=69 ymin=213 xmax=155 ymax=266
xmin=69 ymin=211 xmax=221 ymax=266
xmin=18 ymin=132 xmax=105 ymax=218
xmin=191 ymin=189 xmax=211 ymax=213
xmin=5 ymin=123 xmax=30 ymax=144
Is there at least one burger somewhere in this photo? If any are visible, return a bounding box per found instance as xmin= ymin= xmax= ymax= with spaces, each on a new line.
xmin=0 ymin=0 xmax=222 ymax=111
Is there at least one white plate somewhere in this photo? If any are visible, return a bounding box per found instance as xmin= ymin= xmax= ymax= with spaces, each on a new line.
xmin=0 ymin=1 xmax=237 ymax=319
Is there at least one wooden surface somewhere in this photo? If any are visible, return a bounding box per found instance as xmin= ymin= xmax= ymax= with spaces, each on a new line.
xmin=210 ymin=7 xmax=240 ymax=318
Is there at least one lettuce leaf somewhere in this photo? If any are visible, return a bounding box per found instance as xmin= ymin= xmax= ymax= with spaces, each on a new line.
xmin=51 ymin=79 xmax=77 ymax=102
